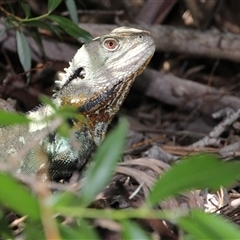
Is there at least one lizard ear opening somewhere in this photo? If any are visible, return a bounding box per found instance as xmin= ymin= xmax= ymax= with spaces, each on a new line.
xmin=76 ymin=67 xmax=86 ymax=79
xmin=73 ymin=67 xmax=86 ymax=80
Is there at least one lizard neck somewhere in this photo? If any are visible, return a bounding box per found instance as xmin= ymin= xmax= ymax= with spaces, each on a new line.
xmin=55 ymin=73 xmax=136 ymax=146
xmin=54 ymin=54 xmax=153 ymax=146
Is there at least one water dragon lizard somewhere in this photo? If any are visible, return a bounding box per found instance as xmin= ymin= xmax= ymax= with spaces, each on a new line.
xmin=0 ymin=27 xmax=155 ymax=181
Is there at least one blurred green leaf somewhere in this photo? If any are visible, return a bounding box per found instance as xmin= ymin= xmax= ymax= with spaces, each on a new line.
xmin=0 ymin=173 xmax=40 ymax=220
xmin=59 ymin=219 xmax=100 ymax=240
xmin=25 ymin=219 xmax=44 ymax=239
xmin=20 ymin=2 xmax=30 ymax=18
xmin=148 ymin=154 xmax=240 ymax=205
xmin=81 ymin=118 xmax=128 ymax=204
xmin=48 ymin=15 xmax=92 ymax=41
xmin=39 ymin=95 xmax=58 ymax=111
xmin=179 ymin=209 xmax=240 ymax=239
xmin=121 ymin=220 xmax=151 ymax=240
xmin=57 ymin=107 xmax=79 ymax=120
xmin=0 ymin=110 xmax=30 ymax=125
xmin=57 ymin=122 xmax=71 ymax=137
xmin=65 ymin=0 xmax=78 ymax=24
xmin=16 ymin=30 xmax=31 ymax=74
xmin=48 ymin=0 xmax=62 ymax=12
xmin=40 ymin=95 xmax=79 ymax=119
xmin=39 ymin=95 xmax=84 ymax=137
xmin=54 ymin=205 xmax=169 ymax=220
xmin=50 ymin=191 xmax=81 ymax=209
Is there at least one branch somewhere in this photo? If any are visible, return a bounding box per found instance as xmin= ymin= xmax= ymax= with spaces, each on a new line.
xmin=134 ymin=68 xmax=240 ymax=117
xmin=2 ymin=21 xmax=240 ymax=63
xmin=79 ymin=23 xmax=240 ymax=63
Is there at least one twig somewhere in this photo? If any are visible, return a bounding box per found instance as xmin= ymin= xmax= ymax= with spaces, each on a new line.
xmin=190 ymin=109 xmax=240 ymax=148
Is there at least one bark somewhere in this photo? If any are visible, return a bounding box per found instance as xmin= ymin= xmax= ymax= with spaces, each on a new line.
xmin=136 ymin=0 xmax=177 ymax=24
xmin=134 ymin=68 xmax=240 ymax=117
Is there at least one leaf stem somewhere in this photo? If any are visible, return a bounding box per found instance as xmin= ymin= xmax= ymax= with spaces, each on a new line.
xmin=0 ymin=4 xmax=51 ymax=23
xmin=55 ymin=206 xmax=186 ymax=223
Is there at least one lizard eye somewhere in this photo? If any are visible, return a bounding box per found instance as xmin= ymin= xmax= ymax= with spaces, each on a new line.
xmin=103 ymin=38 xmax=118 ymax=51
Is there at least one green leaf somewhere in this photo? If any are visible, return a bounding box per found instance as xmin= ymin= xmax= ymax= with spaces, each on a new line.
xmin=59 ymin=219 xmax=100 ymax=240
xmin=0 ymin=110 xmax=30 ymax=125
xmin=57 ymin=122 xmax=71 ymax=137
xmin=121 ymin=220 xmax=151 ymax=240
xmin=16 ymin=30 xmax=31 ymax=73
xmin=148 ymin=154 xmax=240 ymax=205
xmin=179 ymin=209 xmax=240 ymax=239
xmin=25 ymin=219 xmax=45 ymax=239
xmin=20 ymin=2 xmax=30 ymax=18
xmin=40 ymin=95 xmax=79 ymax=118
xmin=57 ymin=106 xmax=80 ymax=120
xmin=48 ymin=15 xmax=92 ymax=41
xmin=39 ymin=95 xmax=58 ymax=111
xmin=0 ymin=173 xmax=40 ymax=219
xmin=81 ymin=118 xmax=128 ymax=204
xmin=48 ymin=0 xmax=62 ymax=12
xmin=50 ymin=191 xmax=81 ymax=209
xmin=24 ymin=20 xmax=48 ymax=29
xmin=65 ymin=0 xmax=78 ymax=24
xmin=24 ymin=20 xmax=62 ymax=38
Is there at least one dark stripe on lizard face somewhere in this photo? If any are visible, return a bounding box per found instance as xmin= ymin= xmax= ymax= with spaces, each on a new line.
xmin=78 ymin=82 xmax=120 ymax=113
xmin=61 ymin=67 xmax=85 ymax=90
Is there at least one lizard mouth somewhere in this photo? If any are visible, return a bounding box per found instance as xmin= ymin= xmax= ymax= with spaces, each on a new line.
xmin=136 ymin=54 xmax=153 ymax=76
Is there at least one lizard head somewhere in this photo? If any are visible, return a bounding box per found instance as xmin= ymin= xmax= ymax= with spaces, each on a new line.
xmin=54 ymin=27 xmax=155 ymax=143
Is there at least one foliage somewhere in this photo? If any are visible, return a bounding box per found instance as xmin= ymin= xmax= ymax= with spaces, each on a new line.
xmin=0 ymin=100 xmax=240 ymax=239
xmin=1 ymin=1 xmax=240 ymax=239
xmin=148 ymin=154 xmax=240 ymax=205
xmin=81 ymin=118 xmax=128 ymax=205
xmin=0 ymin=0 xmax=92 ymax=76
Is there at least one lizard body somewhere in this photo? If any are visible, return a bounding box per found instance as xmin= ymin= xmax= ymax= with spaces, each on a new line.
xmin=0 ymin=27 xmax=155 ymax=181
